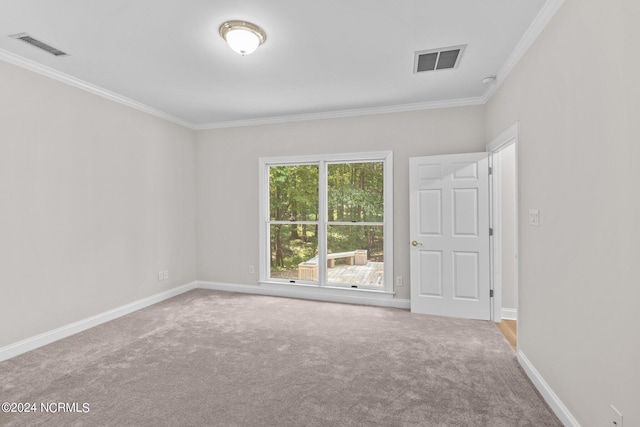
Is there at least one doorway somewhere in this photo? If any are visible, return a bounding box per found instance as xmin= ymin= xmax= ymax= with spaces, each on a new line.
xmin=407 ymin=123 xmax=519 ymax=328
xmin=487 ymin=123 xmax=519 ymax=347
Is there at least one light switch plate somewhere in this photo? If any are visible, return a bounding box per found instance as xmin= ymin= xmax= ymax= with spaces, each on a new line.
xmin=529 ymin=209 xmax=540 ymax=226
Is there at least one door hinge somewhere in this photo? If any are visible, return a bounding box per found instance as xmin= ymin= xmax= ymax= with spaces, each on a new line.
xmin=489 ymin=166 xmax=493 ymax=175
xmin=490 ymin=289 xmax=494 ymax=298
xmin=489 ymin=228 xmax=493 ymax=236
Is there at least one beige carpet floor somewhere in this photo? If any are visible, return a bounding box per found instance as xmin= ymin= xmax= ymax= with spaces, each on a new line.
xmin=0 ymin=289 xmax=560 ymax=426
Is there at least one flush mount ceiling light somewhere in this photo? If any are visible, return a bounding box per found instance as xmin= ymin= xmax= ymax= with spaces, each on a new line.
xmin=219 ymin=20 xmax=266 ymax=56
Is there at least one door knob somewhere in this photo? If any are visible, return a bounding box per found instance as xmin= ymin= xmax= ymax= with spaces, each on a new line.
xmin=411 ymin=240 xmax=419 ymax=246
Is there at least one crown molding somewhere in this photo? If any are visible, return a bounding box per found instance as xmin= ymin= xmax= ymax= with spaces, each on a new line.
xmin=0 ymin=48 xmax=196 ymax=130
xmin=482 ymin=0 xmax=566 ymax=103
xmin=192 ymin=97 xmax=486 ymax=130
xmin=1 ymin=0 xmax=564 ymax=131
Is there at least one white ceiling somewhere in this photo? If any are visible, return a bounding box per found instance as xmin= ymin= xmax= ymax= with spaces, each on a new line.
xmin=0 ymin=0 xmax=549 ymax=128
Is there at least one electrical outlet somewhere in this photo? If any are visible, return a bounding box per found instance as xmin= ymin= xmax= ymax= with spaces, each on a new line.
xmin=163 ymin=270 xmax=169 ymax=280
xmin=158 ymin=271 xmax=164 ymax=281
xmin=610 ymin=405 xmax=623 ymax=427
xmin=396 ymin=276 xmax=403 ymax=286
xmin=249 ymin=265 xmax=255 ymax=274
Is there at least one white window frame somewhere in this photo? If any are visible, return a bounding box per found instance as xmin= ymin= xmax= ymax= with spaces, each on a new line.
xmin=259 ymin=151 xmax=393 ymax=294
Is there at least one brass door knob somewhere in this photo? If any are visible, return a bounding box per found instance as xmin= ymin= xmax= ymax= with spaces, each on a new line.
xmin=411 ymin=240 xmax=418 ymax=246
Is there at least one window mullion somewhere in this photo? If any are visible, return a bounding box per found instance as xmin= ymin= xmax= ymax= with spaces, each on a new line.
xmin=317 ymin=160 xmax=328 ymax=286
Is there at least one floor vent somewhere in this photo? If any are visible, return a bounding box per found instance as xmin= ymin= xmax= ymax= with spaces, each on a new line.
xmin=414 ymin=45 xmax=465 ymax=73
xmin=9 ymin=33 xmax=67 ymax=57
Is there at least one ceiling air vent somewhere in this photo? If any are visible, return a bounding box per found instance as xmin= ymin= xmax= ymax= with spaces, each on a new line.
xmin=414 ymin=45 xmax=465 ymax=73
xmin=9 ymin=33 xmax=67 ymax=57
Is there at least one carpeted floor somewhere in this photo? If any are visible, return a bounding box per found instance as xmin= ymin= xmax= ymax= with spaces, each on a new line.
xmin=0 ymin=289 xmax=560 ymax=426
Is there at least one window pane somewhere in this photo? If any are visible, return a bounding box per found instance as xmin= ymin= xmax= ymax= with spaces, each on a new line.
xmin=269 ymin=165 xmax=318 ymax=221
xmin=326 ymin=225 xmax=384 ymax=287
xmin=328 ymin=162 xmax=383 ymax=222
xmin=270 ymin=224 xmax=318 ymax=281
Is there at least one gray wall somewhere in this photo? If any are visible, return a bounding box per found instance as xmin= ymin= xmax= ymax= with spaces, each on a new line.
xmin=4 ymin=1 xmax=639 ymax=424
xmin=196 ymin=108 xmax=485 ymax=300
xmin=485 ymin=0 xmax=639 ymax=424
xmin=0 ymin=60 xmax=198 ymax=348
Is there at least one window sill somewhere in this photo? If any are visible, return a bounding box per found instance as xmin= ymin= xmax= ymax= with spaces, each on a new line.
xmin=197 ymin=280 xmax=408 ymax=309
xmin=261 ymin=280 xmax=393 ymax=294
xmin=258 ymin=280 xmax=404 ymax=308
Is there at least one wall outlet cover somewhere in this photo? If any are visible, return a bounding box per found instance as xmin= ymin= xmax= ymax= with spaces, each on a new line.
xmin=610 ymin=405 xmax=623 ymax=427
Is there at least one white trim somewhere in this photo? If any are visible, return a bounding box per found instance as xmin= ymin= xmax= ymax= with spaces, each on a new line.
xmin=486 ymin=122 xmax=519 ymax=152
xmin=259 ymin=151 xmax=394 ymax=293
xmin=483 ymin=0 xmax=566 ymax=103
xmin=382 ymin=152 xmax=394 ymax=291
xmin=0 ymin=1 xmax=563 ymax=132
xmin=0 ymin=282 xmax=197 ymax=362
xmin=0 ymin=279 xmax=408 ymax=363
xmin=0 ymin=48 xmax=483 ymax=130
xmin=0 ymin=48 xmax=195 ymax=130
xmin=518 ymin=351 xmax=581 ymax=427
xmin=193 ymin=97 xmax=484 ymax=130
xmin=197 ymin=281 xmax=410 ymax=309
xmin=489 ymin=152 xmax=502 ymax=322
xmin=487 ymin=123 xmax=519 ymax=328
xmin=260 ymin=151 xmax=394 ymax=166
xmin=0 ymin=2 xmax=563 ymax=130
xmin=501 ymin=308 xmax=518 ymax=321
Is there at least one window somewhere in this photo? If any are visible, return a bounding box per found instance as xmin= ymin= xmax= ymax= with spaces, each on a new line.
xmin=259 ymin=152 xmax=393 ymax=292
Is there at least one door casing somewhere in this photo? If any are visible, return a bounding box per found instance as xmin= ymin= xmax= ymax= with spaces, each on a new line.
xmin=408 ymin=122 xmax=520 ymax=323
xmin=486 ymin=122 xmax=519 ymax=324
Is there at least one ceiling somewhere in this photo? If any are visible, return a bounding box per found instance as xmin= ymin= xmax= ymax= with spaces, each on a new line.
xmin=0 ymin=0 xmax=549 ymax=128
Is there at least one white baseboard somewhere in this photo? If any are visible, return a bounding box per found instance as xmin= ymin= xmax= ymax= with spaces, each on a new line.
xmin=0 ymin=282 xmax=197 ymax=362
xmin=196 ymin=281 xmax=411 ymax=309
xmin=518 ymin=350 xmax=581 ymax=427
xmin=501 ymin=308 xmax=518 ymax=320
xmin=0 ymin=280 xmax=410 ymax=362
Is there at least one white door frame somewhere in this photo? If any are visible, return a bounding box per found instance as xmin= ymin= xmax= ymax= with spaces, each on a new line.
xmin=486 ymin=122 xmax=519 ymax=323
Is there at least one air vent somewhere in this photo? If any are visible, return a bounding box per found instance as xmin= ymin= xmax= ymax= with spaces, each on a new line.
xmin=414 ymin=45 xmax=465 ymax=73
xmin=9 ymin=33 xmax=67 ymax=57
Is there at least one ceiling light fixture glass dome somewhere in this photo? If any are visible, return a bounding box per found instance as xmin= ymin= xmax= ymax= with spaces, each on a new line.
xmin=219 ymin=20 xmax=266 ymax=56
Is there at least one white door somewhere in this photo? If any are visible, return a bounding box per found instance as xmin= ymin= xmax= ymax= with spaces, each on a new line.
xmin=409 ymin=153 xmax=491 ymax=320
